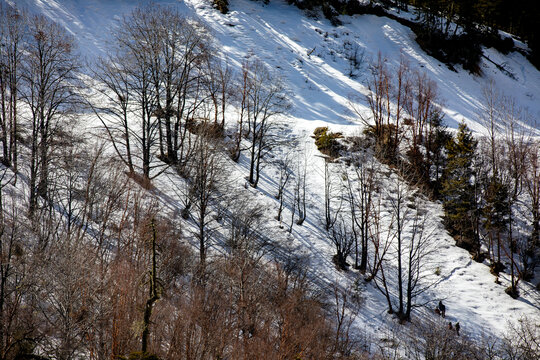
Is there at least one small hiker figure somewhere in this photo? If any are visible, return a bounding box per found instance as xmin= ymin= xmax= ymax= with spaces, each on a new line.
xmin=455 ymin=322 xmax=460 ymax=336
xmin=448 ymin=322 xmax=453 ymax=331
xmin=438 ymin=300 xmax=446 ymax=318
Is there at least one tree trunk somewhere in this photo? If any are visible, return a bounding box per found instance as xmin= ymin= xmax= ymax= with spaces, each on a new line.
xmin=142 ymin=219 xmax=160 ymax=353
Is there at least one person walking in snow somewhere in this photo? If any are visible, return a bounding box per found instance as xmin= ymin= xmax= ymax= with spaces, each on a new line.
xmin=455 ymin=322 xmax=460 ymax=336
xmin=438 ymin=300 xmax=446 ymax=318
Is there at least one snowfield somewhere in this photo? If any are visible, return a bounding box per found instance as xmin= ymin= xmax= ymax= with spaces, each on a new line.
xmin=5 ymin=0 xmax=540 ymax=353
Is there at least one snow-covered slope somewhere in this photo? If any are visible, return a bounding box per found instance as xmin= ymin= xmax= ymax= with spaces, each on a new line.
xmin=6 ymin=0 xmax=540 ymax=349
xmin=11 ymin=0 xmax=540 ymax=134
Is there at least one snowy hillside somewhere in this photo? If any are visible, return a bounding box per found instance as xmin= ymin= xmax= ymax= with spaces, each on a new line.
xmin=11 ymin=0 xmax=540 ymax=135
xmin=2 ymin=0 xmax=540 ymax=358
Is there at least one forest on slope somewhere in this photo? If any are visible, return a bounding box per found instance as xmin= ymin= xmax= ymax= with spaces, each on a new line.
xmin=0 ymin=0 xmax=539 ymax=359
xmin=216 ymin=0 xmax=540 ymax=70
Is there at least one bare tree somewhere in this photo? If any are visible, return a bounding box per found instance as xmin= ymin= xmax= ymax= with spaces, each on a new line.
xmin=34 ymin=232 xmax=98 ymax=360
xmin=371 ymin=170 xmax=435 ymax=321
xmin=480 ymin=80 xmax=504 ymax=178
xmin=90 ymin=58 xmax=135 ymax=175
xmin=352 ymin=53 xmax=409 ymax=164
xmin=245 ymin=59 xmax=290 ymax=187
xmin=114 ymin=10 xmax=159 ymax=181
xmin=389 ymin=176 xmax=435 ymax=321
xmin=0 ymin=199 xmax=34 ymax=360
xmin=274 ymin=148 xmax=293 ymax=224
xmin=294 ymin=145 xmax=309 ymax=226
xmin=0 ymin=5 xmax=24 ymax=173
xmin=367 ymin=193 xmax=395 ymax=314
xmin=230 ymin=61 xmax=250 ymax=162
xmin=93 ymin=6 xmax=212 ymax=182
xmin=503 ymin=104 xmax=530 ymax=201
xmin=147 ymin=6 xmax=211 ymax=165
xmin=501 ymin=317 xmax=540 ymax=360
xmin=203 ymin=56 xmax=233 ymax=129
xmin=408 ymin=318 xmax=480 ymax=360
xmin=180 ymin=127 xmax=226 ymax=265
xmin=361 ymin=52 xmax=391 ymax=143
xmin=343 ymin=152 xmax=377 ymax=271
xmin=404 ymin=69 xmax=444 ymax=189
xmin=329 ymin=216 xmax=354 ymax=270
xmin=21 ymin=15 xmax=80 ymax=215
xmin=141 ymin=218 xmax=161 ymax=354
xmin=521 ymin=141 xmax=540 ymax=281
xmin=331 ymin=284 xmax=359 ymax=357
xmin=323 ymin=157 xmax=340 ymax=232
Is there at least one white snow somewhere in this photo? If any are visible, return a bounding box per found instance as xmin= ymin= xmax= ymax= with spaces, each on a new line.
xmin=4 ymin=0 xmax=540 ymax=352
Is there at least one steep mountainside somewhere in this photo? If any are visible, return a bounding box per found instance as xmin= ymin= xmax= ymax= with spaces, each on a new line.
xmin=2 ymin=0 xmax=540 ymax=356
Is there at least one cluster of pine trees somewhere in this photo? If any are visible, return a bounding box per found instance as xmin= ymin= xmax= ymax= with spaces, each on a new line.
xmin=409 ymin=0 xmax=540 ymax=61
xmin=0 ymin=1 xmax=539 ymax=358
xmin=356 ymin=53 xmax=540 ymax=300
xmin=264 ymin=0 xmax=540 ymax=69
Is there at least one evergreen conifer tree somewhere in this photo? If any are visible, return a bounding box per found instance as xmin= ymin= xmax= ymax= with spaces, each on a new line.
xmin=441 ymin=122 xmax=478 ymax=250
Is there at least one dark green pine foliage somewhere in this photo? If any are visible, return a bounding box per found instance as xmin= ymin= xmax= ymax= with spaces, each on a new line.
xmin=441 ymin=122 xmax=478 ymax=250
xmin=425 ymin=112 xmax=451 ymax=197
xmin=410 ymin=0 xmax=540 ymax=67
xmin=483 ymin=177 xmax=510 ymax=235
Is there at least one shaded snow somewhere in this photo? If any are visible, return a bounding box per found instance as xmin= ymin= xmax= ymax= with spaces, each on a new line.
xmin=4 ymin=0 xmax=540 ymax=349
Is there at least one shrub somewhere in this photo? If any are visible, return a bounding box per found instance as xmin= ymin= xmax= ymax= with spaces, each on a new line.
xmin=505 ymin=286 xmax=519 ymax=299
xmin=322 ymin=3 xmax=341 ymax=26
xmin=363 ymin=124 xmax=399 ymax=165
xmin=313 ymin=126 xmax=343 ymax=158
xmin=408 ymin=319 xmax=480 ymax=359
xmin=212 ymin=0 xmax=229 ymax=14
xmin=502 ymin=317 xmax=540 ymax=358
xmin=490 ymin=261 xmax=505 ymax=276
xmin=484 ymin=33 xmax=514 ymax=54
xmin=186 ymin=118 xmax=224 ymax=139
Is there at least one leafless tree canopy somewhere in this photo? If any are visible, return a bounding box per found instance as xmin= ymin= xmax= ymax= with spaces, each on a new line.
xmin=0 ymin=2 xmax=538 ymax=360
